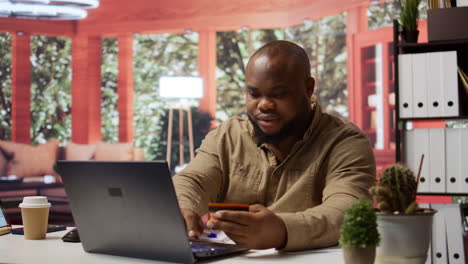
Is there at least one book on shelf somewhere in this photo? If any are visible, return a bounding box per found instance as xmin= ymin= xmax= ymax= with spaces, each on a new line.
xmin=430 ymin=0 xmax=454 ymax=8
xmin=429 ymin=0 xmax=447 ymax=8
xmin=457 ymin=0 xmax=468 ymax=7
xmin=457 ymin=67 xmax=468 ymax=95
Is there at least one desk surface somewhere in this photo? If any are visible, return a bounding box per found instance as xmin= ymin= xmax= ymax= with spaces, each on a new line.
xmin=0 ymin=227 xmax=344 ymax=264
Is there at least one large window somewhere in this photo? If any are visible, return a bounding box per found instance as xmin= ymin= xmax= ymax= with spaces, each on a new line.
xmin=0 ymin=34 xmax=72 ymax=144
xmin=30 ymin=35 xmax=72 ymax=144
xmin=216 ymin=13 xmax=347 ymax=122
xmin=367 ymin=0 xmax=428 ymax=30
xmin=0 ymin=33 xmax=11 ymax=141
xmin=133 ymin=33 xmax=206 ymax=165
xmin=101 ymin=38 xmax=118 ymax=142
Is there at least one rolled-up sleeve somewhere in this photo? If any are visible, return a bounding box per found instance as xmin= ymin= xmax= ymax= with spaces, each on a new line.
xmin=277 ymin=130 xmax=376 ymax=251
xmin=173 ymin=127 xmax=224 ymax=216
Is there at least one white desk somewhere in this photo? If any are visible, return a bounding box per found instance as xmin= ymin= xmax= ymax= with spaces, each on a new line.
xmin=0 ymin=227 xmax=344 ymax=263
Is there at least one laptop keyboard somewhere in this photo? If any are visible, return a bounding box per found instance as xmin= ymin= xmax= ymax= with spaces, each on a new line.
xmin=190 ymin=242 xmax=230 ymax=252
xmin=189 ymin=239 xmax=248 ymax=258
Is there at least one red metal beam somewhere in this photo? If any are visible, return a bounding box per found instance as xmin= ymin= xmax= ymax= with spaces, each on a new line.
xmin=346 ymin=5 xmax=368 ymax=124
xmin=197 ymin=30 xmax=217 ymax=123
xmin=117 ymin=34 xmax=134 ymax=142
xmin=0 ymin=18 xmax=75 ymax=37
xmin=11 ymin=33 xmax=31 ymax=144
xmin=71 ymin=35 xmax=102 ymax=144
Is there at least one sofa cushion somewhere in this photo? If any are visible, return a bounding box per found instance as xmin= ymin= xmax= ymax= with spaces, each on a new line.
xmin=0 ymin=139 xmax=59 ymax=178
xmin=94 ymin=142 xmax=134 ymax=161
xmin=65 ymin=142 xmax=96 ymax=160
xmin=0 ymin=149 xmax=7 ymax=176
xmin=133 ymin=148 xmax=145 ymax=161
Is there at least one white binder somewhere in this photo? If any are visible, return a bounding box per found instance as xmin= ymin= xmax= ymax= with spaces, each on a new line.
xmin=431 ymin=204 xmax=448 ymax=264
xmin=412 ymin=53 xmax=428 ymax=118
xmin=405 ymin=129 xmax=430 ymax=192
xmin=429 ymin=128 xmax=445 ymax=193
xmin=445 ymin=204 xmax=466 ymax=264
xmin=417 ymin=129 xmax=430 ymax=192
xmin=398 ymin=54 xmax=413 ymax=118
xmin=461 ymin=128 xmax=468 ymax=193
xmin=446 ymin=128 xmax=463 ymax=193
xmin=441 ymin=51 xmax=459 ymax=117
xmin=427 ymin=52 xmax=445 ymax=117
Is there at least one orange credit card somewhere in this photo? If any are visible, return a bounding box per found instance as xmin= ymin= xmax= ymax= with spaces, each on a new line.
xmin=208 ymin=203 xmax=249 ymax=219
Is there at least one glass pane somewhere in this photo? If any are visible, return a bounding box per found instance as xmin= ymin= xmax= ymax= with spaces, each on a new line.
xmin=30 ymin=35 xmax=72 ymax=144
xmin=0 ymin=32 xmax=12 ymax=141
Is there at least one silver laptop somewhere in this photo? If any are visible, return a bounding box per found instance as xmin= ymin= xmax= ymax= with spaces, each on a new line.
xmin=57 ymin=161 xmax=248 ymax=264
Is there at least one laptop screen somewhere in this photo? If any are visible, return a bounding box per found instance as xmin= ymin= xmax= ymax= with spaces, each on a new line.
xmin=0 ymin=203 xmax=9 ymax=227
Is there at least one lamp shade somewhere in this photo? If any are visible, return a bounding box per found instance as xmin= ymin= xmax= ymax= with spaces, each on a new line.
xmin=159 ymin=76 xmax=204 ymax=99
xmin=0 ymin=0 xmax=98 ymax=19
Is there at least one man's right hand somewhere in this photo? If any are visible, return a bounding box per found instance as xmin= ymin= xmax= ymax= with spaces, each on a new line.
xmin=180 ymin=208 xmax=204 ymax=239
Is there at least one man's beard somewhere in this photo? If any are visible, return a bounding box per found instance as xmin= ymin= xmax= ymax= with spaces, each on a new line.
xmin=248 ymin=115 xmax=301 ymax=145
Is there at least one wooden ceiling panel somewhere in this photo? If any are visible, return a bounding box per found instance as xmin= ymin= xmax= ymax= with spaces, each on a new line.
xmin=78 ymin=0 xmax=368 ymax=35
xmin=0 ymin=18 xmax=75 ymax=36
xmin=0 ymin=0 xmax=369 ymax=36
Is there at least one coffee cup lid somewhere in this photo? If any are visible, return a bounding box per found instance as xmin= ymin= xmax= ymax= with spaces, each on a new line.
xmin=19 ymin=196 xmax=51 ymax=208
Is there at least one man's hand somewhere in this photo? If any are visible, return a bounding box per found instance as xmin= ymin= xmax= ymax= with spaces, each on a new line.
xmin=206 ymin=204 xmax=287 ymax=249
xmin=180 ymin=208 xmax=204 ymax=239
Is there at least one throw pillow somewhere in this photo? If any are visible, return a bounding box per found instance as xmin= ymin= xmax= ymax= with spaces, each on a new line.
xmin=0 ymin=139 xmax=59 ymax=178
xmin=65 ymin=142 xmax=96 ymax=160
xmin=0 ymin=148 xmax=7 ymax=176
xmin=94 ymin=141 xmax=134 ymax=161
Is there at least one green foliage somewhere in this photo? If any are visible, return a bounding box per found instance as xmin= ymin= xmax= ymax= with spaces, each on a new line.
xmin=216 ymin=13 xmax=348 ymax=122
xmin=133 ymin=33 xmax=198 ymax=161
xmin=101 ymin=38 xmax=119 ymax=143
xmin=339 ymin=199 xmax=380 ymax=248
xmin=367 ymin=1 xmax=427 ymax=30
xmin=370 ymin=163 xmax=418 ymax=214
xmin=216 ymin=30 xmax=248 ymax=121
xmin=0 ymin=33 xmax=12 ymax=140
xmin=368 ymin=1 xmax=400 ymax=30
xmin=288 ymin=15 xmax=347 ymax=119
xmin=30 ymin=35 xmax=71 ymax=144
xmin=399 ymin=0 xmax=421 ymax=31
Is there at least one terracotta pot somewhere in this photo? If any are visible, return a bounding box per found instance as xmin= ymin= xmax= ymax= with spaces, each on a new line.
xmin=401 ymin=29 xmax=419 ymax=43
xmin=343 ymin=246 xmax=376 ymax=264
xmin=375 ymin=209 xmax=436 ymax=264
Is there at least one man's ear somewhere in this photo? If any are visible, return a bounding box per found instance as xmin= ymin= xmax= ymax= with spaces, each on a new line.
xmin=305 ymin=77 xmax=315 ymax=97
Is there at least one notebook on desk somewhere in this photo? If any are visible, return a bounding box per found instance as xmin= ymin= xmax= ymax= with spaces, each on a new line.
xmin=56 ymin=161 xmax=248 ymax=264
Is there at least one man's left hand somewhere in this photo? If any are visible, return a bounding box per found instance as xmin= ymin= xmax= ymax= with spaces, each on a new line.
xmin=206 ymin=204 xmax=287 ymax=249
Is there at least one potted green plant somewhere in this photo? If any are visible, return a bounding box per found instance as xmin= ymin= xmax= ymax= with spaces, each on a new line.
xmin=340 ymin=199 xmax=380 ymax=264
xmin=399 ymin=0 xmax=421 ymax=43
xmin=370 ymin=164 xmax=436 ymax=264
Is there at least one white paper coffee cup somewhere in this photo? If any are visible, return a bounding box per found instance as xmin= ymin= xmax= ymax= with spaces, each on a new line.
xmin=19 ymin=196 xmax=51 ymax=240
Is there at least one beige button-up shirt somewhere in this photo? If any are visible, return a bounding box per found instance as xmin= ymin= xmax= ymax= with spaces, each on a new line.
xmin=173 ymin=99 xmax=376 ymax=251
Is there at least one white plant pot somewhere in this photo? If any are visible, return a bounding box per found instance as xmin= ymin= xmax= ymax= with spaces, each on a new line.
xmin=375 ymin=209 xmax=436 ymax=264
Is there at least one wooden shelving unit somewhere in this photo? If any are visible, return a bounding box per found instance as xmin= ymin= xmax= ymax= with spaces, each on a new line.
xmin=393 ymin=20 xmax=468 ymax=196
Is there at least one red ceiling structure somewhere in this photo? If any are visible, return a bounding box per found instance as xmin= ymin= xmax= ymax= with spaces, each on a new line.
xmin=0 ymin=0 xmax=371 ymax=145
xmin=1 ymin=0 xmax=370 ymax=35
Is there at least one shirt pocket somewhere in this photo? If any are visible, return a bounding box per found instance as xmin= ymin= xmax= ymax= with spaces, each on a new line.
xmin=223 ymin=162 xmax=263 ymax=204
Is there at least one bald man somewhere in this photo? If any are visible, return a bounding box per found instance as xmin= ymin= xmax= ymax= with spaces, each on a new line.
xmin=173 ymin=40 xmax=376 ymax=251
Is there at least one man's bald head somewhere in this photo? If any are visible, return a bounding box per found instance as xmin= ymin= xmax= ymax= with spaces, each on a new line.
xmin=247 ymin=40 xmax=311 ymax=78
xmin=245 ymin=40 xmax=315 ymax=145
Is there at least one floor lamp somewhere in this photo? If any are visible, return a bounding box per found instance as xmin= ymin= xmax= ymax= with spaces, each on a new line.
xmin=159 ymin=76 xmax=203 ymax=169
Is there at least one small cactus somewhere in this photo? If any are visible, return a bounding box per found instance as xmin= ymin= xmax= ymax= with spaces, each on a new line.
xmin=370 ymin=164 xmax=418 ymax=214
